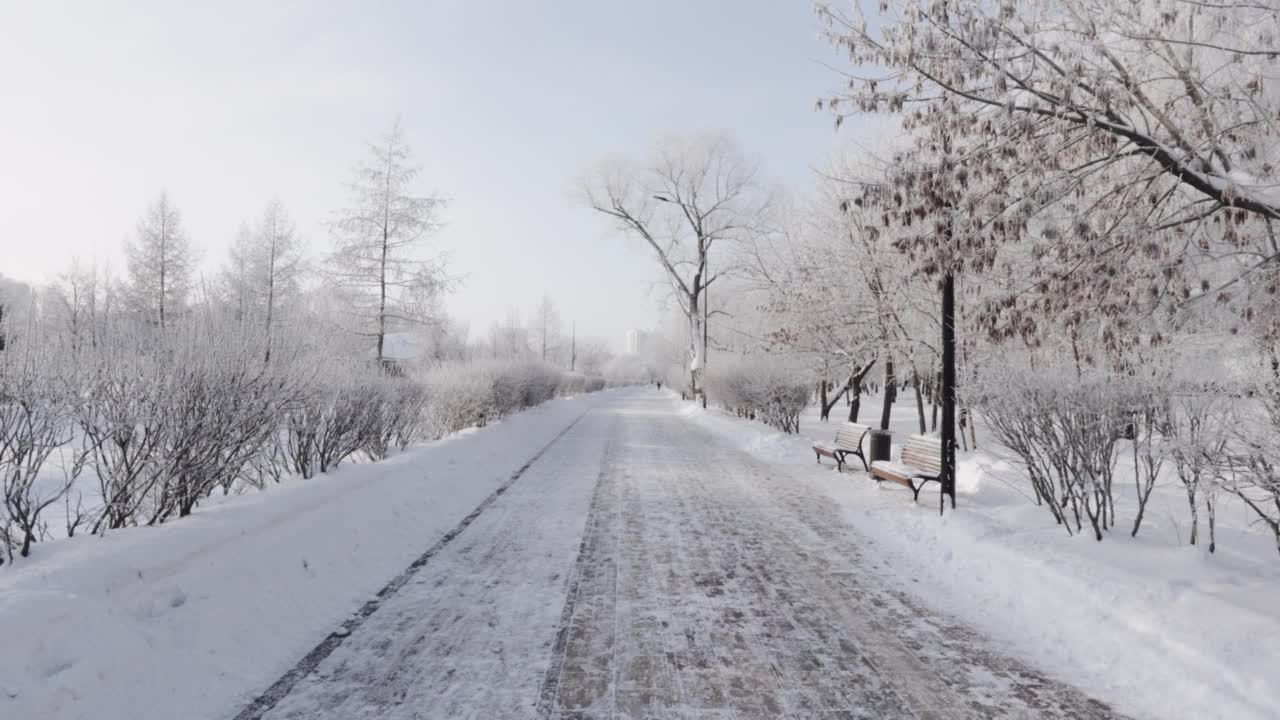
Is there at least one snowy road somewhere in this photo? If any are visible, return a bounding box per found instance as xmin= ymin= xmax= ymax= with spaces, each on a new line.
xmin=243 ymin=391 xmax=1126 ymax=720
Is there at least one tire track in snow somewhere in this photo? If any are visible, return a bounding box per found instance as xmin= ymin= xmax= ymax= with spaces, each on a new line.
xmin=533 ymin=435 xmax=615 ymax=719
xmin=232 ymin=409 xmax=590 ymax=720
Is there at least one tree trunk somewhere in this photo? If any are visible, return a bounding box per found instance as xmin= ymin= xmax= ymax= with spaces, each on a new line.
xmin=913 ymin=369 xmax=926 ymax=434
xmin=378 ymin=225 xmax=388 ymax=365
xmin=688 ymin=277 xmax=702 ymax=400
xmin=821 ymin=374 xmax=857 ymax=422
xmin=841 ymin=362 xmax=875 ymax=423
xmin=159 ymin=217 xmax=167 ymax=332
xmin=264 ymin=235 xmax=277 ymax=364
xmin=879 ymin=358 xmax=896 ymax=430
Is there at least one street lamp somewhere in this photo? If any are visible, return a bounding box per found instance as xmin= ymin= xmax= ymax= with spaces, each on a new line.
xmin=654 ymin=194 xmax=710 ymax=407
xmin=940 ymin=270 xmax=957 ymax=514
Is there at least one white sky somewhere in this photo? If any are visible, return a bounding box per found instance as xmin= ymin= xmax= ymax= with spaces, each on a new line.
xmin=0 ymin=0 xmax=871 ymax=348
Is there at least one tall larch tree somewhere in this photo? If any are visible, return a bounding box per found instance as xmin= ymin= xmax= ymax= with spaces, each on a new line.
xmin=126 ymin=192 xmax=193 ymax=331
xmin=328 ymin=119 xmax=448 ymax=366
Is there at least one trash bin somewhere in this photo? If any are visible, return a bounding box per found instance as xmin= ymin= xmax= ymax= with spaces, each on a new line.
xmin=868 ymin=429 xmax=892 ymax=464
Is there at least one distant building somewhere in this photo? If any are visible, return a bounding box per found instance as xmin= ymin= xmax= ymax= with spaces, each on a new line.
xmin=625 ymin=329 xmax=647 ymax=356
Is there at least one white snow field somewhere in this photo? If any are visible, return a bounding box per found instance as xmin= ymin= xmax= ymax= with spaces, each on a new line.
xmin=2 ymin=388 xmax=1275 ymax=720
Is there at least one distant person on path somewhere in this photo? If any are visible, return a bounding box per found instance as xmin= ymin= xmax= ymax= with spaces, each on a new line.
xmin=656 ymin=381 xmax=662 ymax=390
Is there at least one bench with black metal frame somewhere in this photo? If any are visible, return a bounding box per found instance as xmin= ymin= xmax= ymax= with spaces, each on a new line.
xmin=812 ymin=422 xmax=870 ymax=472
xmin=870 ymin=434 xmax=944 ymax=509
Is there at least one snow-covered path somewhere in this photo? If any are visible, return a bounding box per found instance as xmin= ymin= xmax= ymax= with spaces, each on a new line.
xmin=243 ymin=391 xmax=1124 ymax=720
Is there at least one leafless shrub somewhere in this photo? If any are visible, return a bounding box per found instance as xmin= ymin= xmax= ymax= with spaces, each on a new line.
xmin=0 ymin=348 xmax=75 ymax=562
xmin=704 ymin=356 xmax=812 ymax=434
xmin=973 ymin=368 xmax=1136 ymax=541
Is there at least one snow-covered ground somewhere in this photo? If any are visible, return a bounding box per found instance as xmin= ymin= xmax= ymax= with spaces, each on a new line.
xmin=683 ymin=388 xmax=1280 ymax=720
xmin=0 ymin=392 xmax=607 ymax=720
xmin=5 ymin=387 xmax=1275 ymax=720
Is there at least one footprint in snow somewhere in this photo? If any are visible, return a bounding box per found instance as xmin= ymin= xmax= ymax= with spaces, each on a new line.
xmin=41 ymin=659 xmax=75 ymax=679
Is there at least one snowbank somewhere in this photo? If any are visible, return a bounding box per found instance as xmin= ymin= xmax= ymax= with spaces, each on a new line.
xmin=0 ymin=393 xmax=605 ymax=720
xmin=679 ymin=392 xmax=1280 ymax=720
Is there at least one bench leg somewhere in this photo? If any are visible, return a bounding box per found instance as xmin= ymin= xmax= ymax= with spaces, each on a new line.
xmin=854 ymin=450 xmax=868 ymax=472
xmin=908 ymin=480 xmax=922 ymax=503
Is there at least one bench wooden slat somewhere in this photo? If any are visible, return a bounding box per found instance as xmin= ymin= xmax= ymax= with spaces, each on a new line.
xmin=869 ymin=433 xmax=944 ymax=503
xmin=813 ymin=422 xmax=871 ymax=472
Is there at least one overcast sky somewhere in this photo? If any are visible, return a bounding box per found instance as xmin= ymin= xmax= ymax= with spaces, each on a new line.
xmin=0 ymin=0 xmax=870 ymax=349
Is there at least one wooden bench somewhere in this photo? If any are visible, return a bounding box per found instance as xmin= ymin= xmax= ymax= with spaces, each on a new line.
xmin=813 ymin=422 xmax=870 ymax=472
xmin=871 ymin=434 xmax=943 ymax=502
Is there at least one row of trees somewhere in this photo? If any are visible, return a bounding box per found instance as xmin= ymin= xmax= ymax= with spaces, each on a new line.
xmin=809 ymin=0 xmax=1280 ymax=554
xmin=584 ymin=0 xmax=1280 ymax=556
xmin=0 ymin=122 xmax=614 ymax=565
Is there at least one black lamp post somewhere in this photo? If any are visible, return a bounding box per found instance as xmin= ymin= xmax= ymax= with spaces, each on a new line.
xmin=940 ymin=270 xmax=957 ymax=514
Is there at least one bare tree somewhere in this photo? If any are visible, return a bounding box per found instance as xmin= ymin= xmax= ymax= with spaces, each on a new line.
xmin=0 ymin=313 xmax=74 ymax=562
xmin=223 ymin=200 xmax=305 ymax=362
xmin=48 ymin=259 xmax=105 ymax=356
xmin=581 ymin=132 xmax=769 ymax=398
xmin=257 ymin=200 xmax=304 ymax=363
xmin=223 ymin=222 xmax=255 ymax=326
xmin=529 ymin=295 xmax=563 ymax=364
xmin=126 ymin=192 xmax=193 ymax=331
xmin=329 ymin=119 xmax=448 ymax=366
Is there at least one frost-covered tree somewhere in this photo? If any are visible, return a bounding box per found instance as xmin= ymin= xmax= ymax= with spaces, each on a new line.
xmin=818 ymin=0 xmax=1280 ymax=356
xmin=47 ymin=259 xmax=109 ymax=356
xmin=529 ymin=295 xmax=563 ymax=364
xmin=0 ymin=299 xmax=75 ymax=561
xmin=581 ymin=132 xmax=770 ymax=398
xmin=223 ymin=222 xmax=255 ymax=325
xmin=125 ymin=192 xmax=193 ymax=331
xmin=224 ymin=200 xmax=305 ymax=361
xmin=745 ymin=152 xmax=944 ymax=428
xmin=254 ymin=200 xmax=303 ymax=362
xmin=328 ymin=120 xmax=448 ymax=366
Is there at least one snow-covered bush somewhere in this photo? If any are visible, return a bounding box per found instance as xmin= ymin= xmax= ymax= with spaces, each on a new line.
xmin=1163 ymin=393 xmax=1232 ymax=551
xmin=143 ymin=339 xmax=295 ymax=522
xmin=71 ymin=327 xmax=299 ymax=527
xmin=494 ymin=361 xmax=561 ymax=412
xmin=0 ymin=344 xmax=74 ymax=562
xmin=76 ymin=346 xmax=171 ymax=532
xmin=971 ymin=367 xmax=1144 ymax=541
xmin=1215 ymin=398 xmax=1280 ymax=558
xmin=419 ymin=361 xmax=497 ymax=438
xmin=282 ymin=362 xmax=385 ymax=478
xmin=557 ymin=373 xmax=607 ymax=396
xmin=704 ymin=356 xmax=812 ymax=434
xmin=420 ymin=359 xmax=601 ymax=441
